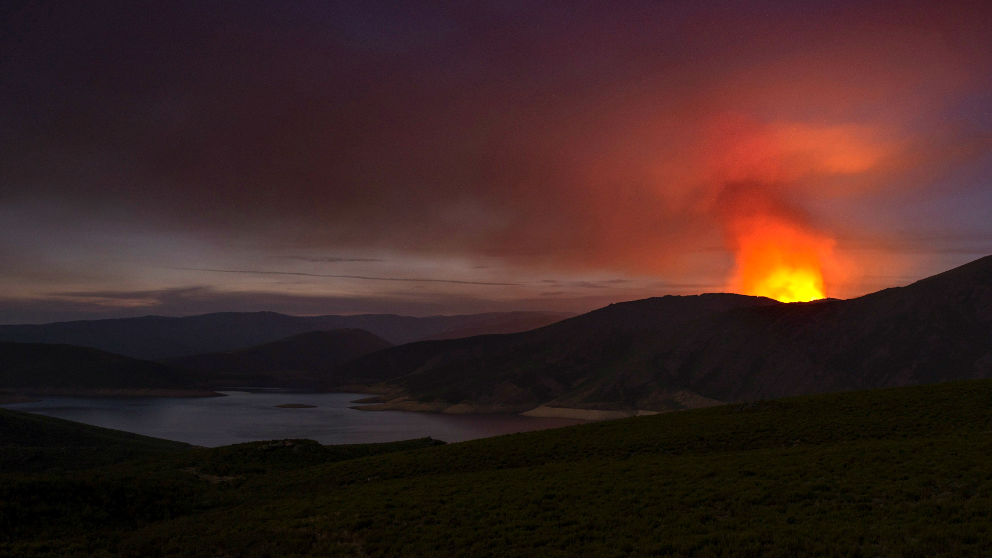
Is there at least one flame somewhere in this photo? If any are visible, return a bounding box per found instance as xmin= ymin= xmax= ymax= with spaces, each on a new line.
xmin=706 ymin=119 xmax=876 ymax=303
xmin=728 ymin=214 xmax=833 ymax=302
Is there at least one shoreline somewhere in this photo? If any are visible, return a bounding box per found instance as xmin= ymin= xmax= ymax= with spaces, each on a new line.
xmin=1 ymin=388 xmax=223 ymax=399
xmin=0 ymin=393 xmax=41 ymax=404
xmin=351 ymin=398 xmax=531 ymax=415
xmin=350 ymin=396 xmax=662 ymax=421
xmin=521 ymin=405 xmax=660 ymax=421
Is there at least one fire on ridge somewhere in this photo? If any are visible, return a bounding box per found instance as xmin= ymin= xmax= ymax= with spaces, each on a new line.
xmin=728 ymin=213 xmax=833 ymax=303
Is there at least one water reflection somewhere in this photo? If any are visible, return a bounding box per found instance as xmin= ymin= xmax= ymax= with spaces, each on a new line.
xmin=3 ymin=391 xmax=583 ymax=446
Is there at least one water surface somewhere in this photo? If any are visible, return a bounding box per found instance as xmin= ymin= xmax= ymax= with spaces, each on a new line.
xmin=3 ymin=391 xmax=583 ymax=446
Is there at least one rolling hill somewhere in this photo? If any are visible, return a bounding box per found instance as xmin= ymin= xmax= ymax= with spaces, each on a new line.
xmin=0 ymin=407 xmax=191 ymax=472
xmin=0 ymin=342 xmax=214 ymax=397
xmin=167 ymin=329 xmax=393 ymax=388
xmin=344 ymin=255 xmax=992 ymax=414
xmin=0 ymin=311 xmax=571 ymax=359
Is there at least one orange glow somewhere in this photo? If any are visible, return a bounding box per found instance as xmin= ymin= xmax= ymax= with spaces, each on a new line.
xmin=706 ymin=118 xmax=878 ymax=302
xmin=728 ymin=214 xmax=833 ymax=302
xmin=707 ymin=119 xmax=890 ymax=186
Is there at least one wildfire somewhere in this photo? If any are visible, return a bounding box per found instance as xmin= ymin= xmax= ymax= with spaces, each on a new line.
xmin=728 ymin=214 xmax=832 ymax=302
xmin=706 ymin=119 xmax=875 ymax=304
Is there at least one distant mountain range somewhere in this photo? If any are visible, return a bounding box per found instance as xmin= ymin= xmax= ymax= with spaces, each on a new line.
xmin=166 ymin=329 xmax=393 ymax=389
xmin=345 ymin=255 xmax=992 ymax=415
xmin=0 ymin=311 xmax=572 ymax=359
xmin=2 ymin=256 xmax=989 ymax=411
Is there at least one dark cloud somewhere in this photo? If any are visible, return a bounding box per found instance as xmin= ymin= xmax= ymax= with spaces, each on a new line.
xmin=171 ymin=267 xmax=521 ymax=286
xmin=279 ymin=256 xmax=385 ymax=263
xmin=5 ymin=3 xmax=986 ymax=263
xmin=1 ymin=1 xmax=991 ymax=320
xmin=539 ymin=279 xmax=630 ymax=289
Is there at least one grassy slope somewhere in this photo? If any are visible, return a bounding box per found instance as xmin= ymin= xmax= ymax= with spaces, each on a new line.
xmin=0 ymin=408 xmax=190 ymax=473
xmin=4 ymin=379 xmax=992 ymax=556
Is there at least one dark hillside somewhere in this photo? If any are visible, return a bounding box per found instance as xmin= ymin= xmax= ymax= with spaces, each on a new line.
xmin=0 ymin=408 xmax=189 ymax=472
xmin=168 ymin=329 xmax=393 ymax=388
xmin=338 ymin=293 xmax=779 ymax=410
xmin=0 ymin=342 xmax=211 ymax=396
xmin=671 ymin=254 xmax=992 ymax=401
xmin=346 ymin=256 xmax=992 ymax=413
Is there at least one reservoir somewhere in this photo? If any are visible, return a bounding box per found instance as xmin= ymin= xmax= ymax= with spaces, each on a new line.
xmin=2 ymin=391 xmax=583 ymax=446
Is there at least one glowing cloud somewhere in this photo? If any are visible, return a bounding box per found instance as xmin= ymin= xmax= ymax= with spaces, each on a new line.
xmin=708 ymin=119 xmax=885 ymax=301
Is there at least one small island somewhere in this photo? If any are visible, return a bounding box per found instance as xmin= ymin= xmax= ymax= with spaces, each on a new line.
xmin=274 ymin=403 xmax=316 ymax=409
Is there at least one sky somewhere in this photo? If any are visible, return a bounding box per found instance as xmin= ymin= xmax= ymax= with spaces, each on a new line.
xmin=2 ymin=1 xmax=991 ymax=323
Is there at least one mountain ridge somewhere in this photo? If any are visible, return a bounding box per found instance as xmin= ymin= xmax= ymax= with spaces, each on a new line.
xmin=0 ymin=342 xmax=216 ymax=397
xmin=167 ymin=329 xmax=393 ymax=389
xmin=347 ymin=255 xmax=992 ymax=414
xmin=0 ymin=310 xmax=573 ymax=359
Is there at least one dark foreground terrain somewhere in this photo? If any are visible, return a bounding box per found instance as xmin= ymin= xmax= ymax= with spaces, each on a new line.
xmin=3 ymin=378 xmax=992 ymax=556
xmin=0 ymin=380 xmax=992 ymax=556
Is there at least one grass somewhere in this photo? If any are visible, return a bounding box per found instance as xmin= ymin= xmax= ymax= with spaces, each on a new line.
xmin=3 ymin=379 xmax=992 ymax=556
xmin=0 ymin=408 xmax=190 ymax=473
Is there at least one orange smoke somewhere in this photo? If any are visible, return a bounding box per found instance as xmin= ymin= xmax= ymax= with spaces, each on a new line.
xmin=727 ymin=213 xmax=834 ymax=302
xmin=705 ymin=119 xmax=881 ymax=302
